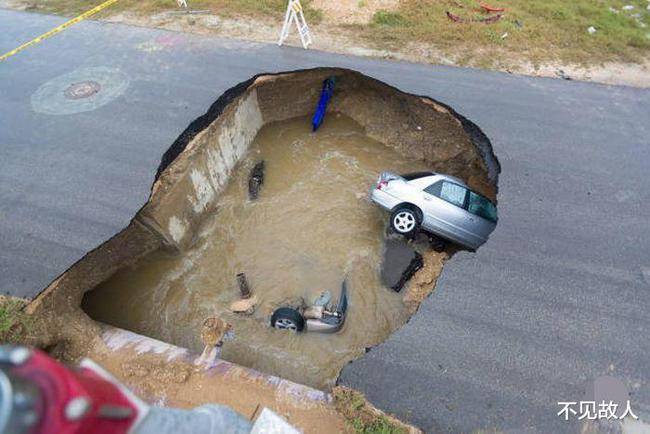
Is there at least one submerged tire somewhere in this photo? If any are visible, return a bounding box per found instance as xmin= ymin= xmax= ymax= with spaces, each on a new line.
xmin=390 ymin=207 xmax=421 ymax=238
xmin=271 ymin=308 xmax=305 ymax=332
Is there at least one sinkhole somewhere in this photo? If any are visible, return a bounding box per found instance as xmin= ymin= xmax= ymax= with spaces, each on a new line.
xmin=44 ymin=68 xmax=499 ymax=390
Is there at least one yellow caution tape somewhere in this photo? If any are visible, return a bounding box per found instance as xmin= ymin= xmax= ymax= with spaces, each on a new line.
xmin=0 ymin=0 xmax=120 ymax=62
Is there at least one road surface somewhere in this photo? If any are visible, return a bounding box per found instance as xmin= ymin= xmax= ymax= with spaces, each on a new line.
xmin=1 ymin=9 xmax=649 ymax=433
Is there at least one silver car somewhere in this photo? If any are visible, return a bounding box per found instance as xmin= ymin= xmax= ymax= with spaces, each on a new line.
xmin=370 ymin=172 xmax=497 ymax=250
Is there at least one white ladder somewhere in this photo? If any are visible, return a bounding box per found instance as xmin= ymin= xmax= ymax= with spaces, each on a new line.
xmin=278 ymin=0 xmax=312 ymax=49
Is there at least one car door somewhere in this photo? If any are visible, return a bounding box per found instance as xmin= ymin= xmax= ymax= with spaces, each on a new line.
xmin=421 ymin=181 xmax=481 ymax=247
xmin=463 ymin=190 xmax=498 ymax=242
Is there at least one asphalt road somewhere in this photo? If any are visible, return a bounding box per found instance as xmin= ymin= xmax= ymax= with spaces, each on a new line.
xmin=2 ymin=9 xmax=649 ymax=433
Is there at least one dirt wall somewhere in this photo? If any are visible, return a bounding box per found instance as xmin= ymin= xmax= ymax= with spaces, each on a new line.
xmin=140 ymin=88 xmax=263 ymax=250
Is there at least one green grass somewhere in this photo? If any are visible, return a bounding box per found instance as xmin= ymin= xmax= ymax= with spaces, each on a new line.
xmin=372 ymin=10 xmax=409 ymax=27
xmin=0 ymin=297 xmax=30 ymax=342
xmin=18 ymin=0 xmax=650 ymax=67
xmin=364 ymin=0 xmax=650 ymax=65
xmin=352 ymin=416 xmax=406 ymax=434
xmin=333 ymin=387 xmax=407 ymax=434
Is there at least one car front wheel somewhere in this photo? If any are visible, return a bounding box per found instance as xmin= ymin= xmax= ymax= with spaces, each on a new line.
xmin=390 ymin=207 xmax=420 ymax=237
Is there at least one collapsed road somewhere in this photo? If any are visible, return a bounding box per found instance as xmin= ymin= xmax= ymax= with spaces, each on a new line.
xmin=72 ymin=67 xmax=496 ymax=391
xmin=2 ymin=9 xmax=649 ymax=433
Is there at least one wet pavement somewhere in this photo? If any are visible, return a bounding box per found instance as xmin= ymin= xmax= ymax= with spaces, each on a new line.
xmin=83 ymin=115 xmax=431 ymax=389
xmin=2 ymin=9 xmax=650 ymax=433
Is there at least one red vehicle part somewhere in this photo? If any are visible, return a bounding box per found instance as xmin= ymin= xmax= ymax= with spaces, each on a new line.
xmin=479 ymin=2 xmax=505 ymax=13
xmin=0 ymin=346 xmax=145 ymax=434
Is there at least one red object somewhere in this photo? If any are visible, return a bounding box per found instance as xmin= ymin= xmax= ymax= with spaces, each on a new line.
xmin=479 ymin=2 xmax=505 ymax=13
xmin=10 ymin=349 xmax=141 ymax=434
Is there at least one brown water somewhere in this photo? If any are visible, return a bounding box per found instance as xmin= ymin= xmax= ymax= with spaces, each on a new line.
xmin=83 ymin=114 xmax=431 ymax=389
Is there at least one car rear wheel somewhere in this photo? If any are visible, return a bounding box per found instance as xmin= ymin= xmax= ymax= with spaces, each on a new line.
xmin=271 ymin=307 xmax=305 ymax=332
xmin=390 ymin=207 xmax=420 ymax=237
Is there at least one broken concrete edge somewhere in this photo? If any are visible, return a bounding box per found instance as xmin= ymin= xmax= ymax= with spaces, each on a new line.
xmin=155 ymin=76 xmax=257 ymax=181
xmin=99 ymin=324 xmax=332 ymax=406
xmin=93 ymin=324 xmax=423 ymax=432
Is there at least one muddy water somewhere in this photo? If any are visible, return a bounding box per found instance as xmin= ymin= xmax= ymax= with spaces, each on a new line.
xmin=83 ymin=114 xmax=431 ymax=390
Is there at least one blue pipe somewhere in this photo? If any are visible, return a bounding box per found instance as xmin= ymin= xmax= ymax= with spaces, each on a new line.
xmin=311 ymin=77 xmax=336 ymax=132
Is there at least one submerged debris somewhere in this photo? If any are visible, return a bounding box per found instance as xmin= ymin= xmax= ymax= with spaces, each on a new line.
xmin=200 ymin=317 xmax=231 ymax=348
xmin=248 ymin=161 xmax=265 ymax=200
xmin=196 ymin=317 xmax=232 ymax=366
xmin=381 ymin=238 xmax=424 ymax=292
xmin=229 ymin=297 xmax=257 ymax=314
xmin=230 ymin=273 xmax=257 ymax=314
xmin=237 ymin=272 xmax=252 ymax=299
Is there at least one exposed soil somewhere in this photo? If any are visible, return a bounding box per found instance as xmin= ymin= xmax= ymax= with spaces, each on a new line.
xmin=311 ymin=0 xmax=398 ymax=25
xmin=88 ymin=343 xmax=351 ymax=433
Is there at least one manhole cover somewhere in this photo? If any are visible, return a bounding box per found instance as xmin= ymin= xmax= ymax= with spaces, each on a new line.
xmin=31 ymin=66 xmax=129 ymax=115
xmin=64 ymin=81 xmax=101 ymax=100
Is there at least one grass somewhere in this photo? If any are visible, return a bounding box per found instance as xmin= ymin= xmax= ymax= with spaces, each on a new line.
xmin=333 ymin=387 xmax=409 ymax=434
xmin=352 ymin=416 xmax=406 ymax=434
xmin=364 ymin=0 xmax=650 ymax=66
xmin=373 ymin=10 xmax=409 ymax=27
xmin=15 ymin=0 xmax=650 ymax=69
xmin=0 ymin=297 xmax=31 ymax=342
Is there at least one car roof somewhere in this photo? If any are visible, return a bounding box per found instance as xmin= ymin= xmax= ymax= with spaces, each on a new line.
xmin=406 ymin=173 xmax=468 ymax=187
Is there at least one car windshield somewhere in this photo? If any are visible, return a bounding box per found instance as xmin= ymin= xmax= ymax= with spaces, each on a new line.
xmin=467 ymin=192 xmax=498 ymax=222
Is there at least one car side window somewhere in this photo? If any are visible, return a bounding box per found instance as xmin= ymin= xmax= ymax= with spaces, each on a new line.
xmin=424 ymin=181 xmax=442 ymax=197
xmin=425 ymin=181 xmax=468 ymax=208
xmin=467 ymin=191 xmax=498 ymax=222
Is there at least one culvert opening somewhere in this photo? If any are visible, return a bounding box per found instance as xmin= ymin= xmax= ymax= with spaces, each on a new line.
xmin=76 ymin=68 xmax=499 ymax=390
